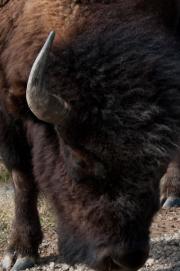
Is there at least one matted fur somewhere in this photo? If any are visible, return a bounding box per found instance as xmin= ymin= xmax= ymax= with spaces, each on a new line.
xmin=0 ymin=1 xmax=180 ymax=270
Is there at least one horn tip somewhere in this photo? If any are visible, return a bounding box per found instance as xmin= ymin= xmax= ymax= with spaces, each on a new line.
xmin=49 ymin=31 xmax=56 ymax=41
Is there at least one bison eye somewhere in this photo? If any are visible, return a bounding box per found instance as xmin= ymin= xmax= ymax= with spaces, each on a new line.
xmin=76 ymin=160 xmax=87 ymax=169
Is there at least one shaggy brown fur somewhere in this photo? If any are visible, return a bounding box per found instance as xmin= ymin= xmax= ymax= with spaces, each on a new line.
xmin=1 ymin=1 xmax=180 ymax=271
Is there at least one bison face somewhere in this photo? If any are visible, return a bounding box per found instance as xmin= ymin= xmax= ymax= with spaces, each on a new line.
xmin=26 ymin=28 xmax=179 ymax=271
xmin=56 ymin=136 xmax=155 ymax=271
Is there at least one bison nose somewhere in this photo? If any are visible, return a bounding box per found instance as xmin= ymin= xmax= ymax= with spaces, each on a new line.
xmin=112 ymin=245 xmax=149 ymax=270
xmin=96 ymin=243 xmax=149 ymax=271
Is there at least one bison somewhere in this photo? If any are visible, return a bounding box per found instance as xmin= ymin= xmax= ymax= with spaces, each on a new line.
xmin=160 ymin=155 xmax=180 ymax=207
xmin=0 ymin=0 xmax=180 ymax=270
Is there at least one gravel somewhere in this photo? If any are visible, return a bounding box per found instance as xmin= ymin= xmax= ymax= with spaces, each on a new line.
xmin=140 ymin=232 xmax=180 ymax=271
xmin=24 ymin=230 xmax=180 ymax=271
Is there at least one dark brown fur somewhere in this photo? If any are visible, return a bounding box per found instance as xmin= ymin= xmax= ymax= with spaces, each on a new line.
xmin=1 ymin=1 xmax=180 ymax=270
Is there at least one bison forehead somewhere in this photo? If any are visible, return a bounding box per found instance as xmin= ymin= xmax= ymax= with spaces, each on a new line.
xmin=45 ymin=14 xmax=179 ymax=108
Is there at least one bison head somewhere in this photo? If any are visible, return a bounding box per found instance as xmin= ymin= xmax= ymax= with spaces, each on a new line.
xmin=26 ymin=15 xmax=180 ymax=270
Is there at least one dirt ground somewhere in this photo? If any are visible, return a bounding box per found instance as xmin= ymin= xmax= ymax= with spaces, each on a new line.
xmin=0 ymin=182 xmax=180 ymax=270
xmin=151 ymin=208 xmax=180 ymax=238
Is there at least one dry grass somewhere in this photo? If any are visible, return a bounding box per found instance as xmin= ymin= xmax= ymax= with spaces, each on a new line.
xmin=0 ymin=163 xmax=10 ymax=183
xmin=0 ymin=189 xmax=14 ymax=258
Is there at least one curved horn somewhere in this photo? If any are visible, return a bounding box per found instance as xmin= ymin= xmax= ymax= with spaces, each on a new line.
xmin=26 ymin=31 xmax=71 ymax=124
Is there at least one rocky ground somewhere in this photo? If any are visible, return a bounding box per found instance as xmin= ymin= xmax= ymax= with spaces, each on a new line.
xmin=0 ymin=182 xmax=180 ymax=271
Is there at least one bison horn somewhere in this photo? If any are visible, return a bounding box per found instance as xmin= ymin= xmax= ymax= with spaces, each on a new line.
xmin=26 ymin=31 xmax=71 ymax=124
